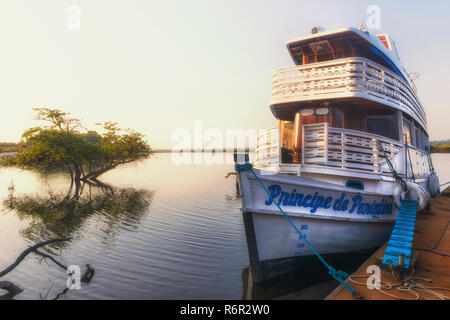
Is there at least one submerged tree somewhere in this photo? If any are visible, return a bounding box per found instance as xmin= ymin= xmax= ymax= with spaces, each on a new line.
xmin=2 ymin=108 xmax=152 ymax=181
xmin=4 ymin=180 xmax=154 ymax=245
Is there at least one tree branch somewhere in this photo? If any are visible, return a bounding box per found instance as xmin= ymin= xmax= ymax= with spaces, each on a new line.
xmin=34 ymin=250 xmax=67 ymax=271
xmin=0 ymin=238 xmax=72 ymax=278
xmin=0 ymin=281 xmax=23 ymax=297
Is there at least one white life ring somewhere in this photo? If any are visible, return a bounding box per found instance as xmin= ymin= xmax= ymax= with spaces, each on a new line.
xmin=393 ymin=182 xmax=430 ymax=212
xmin=427 ymin=173 xmax=440 ymax=198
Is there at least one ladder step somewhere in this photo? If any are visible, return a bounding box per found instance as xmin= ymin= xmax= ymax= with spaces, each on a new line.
xmin=392 ymin=230 xmax=414 ymax=237
xmin=395 ymin=222 xmax=415 ymax=229
xmin=393 ymin=225 xmax=415 ymax=232
xmin=396 ymin=218 xmax=416 ymax=224
xmin=396 ymin=218 xmax=415 ymax=224
xmin=382 ymin=200 xmax=418 ymax=269
xmin=388 ymin=240 xmax=413 ymax=250
xmin=397 ymin=213 xmax=416 ymax=219
xmin=390 ymin=235 xmax=414 ymax=242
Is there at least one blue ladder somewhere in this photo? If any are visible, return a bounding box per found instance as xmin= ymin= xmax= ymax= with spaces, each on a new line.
xmin=382 ymin=200 xmax=418 ymax=269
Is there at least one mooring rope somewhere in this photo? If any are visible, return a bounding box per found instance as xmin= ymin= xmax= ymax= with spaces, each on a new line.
xmin=235 ymin=163 xmax=358 ymax=296
xmin=348 ymin=266 xmax=450 ymax=300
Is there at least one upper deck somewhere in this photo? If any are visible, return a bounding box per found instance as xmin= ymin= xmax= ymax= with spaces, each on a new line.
xmin=256 ymin=27 xmax=432 ymax=184
xmin=270 ymin=27 xmax=427 ymax=133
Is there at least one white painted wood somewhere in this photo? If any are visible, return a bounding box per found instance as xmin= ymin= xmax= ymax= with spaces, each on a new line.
xmin=270 ymin=57 xmax=427 ymax=131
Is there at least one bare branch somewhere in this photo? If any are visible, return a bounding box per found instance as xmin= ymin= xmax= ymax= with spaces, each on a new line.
xmin=34 ymin=250 xmax=68 ymax=271
xmin=0 ymin=281 xmax=23 ymax=297
xmin=0 ymin=238 xmax=71 ymax=278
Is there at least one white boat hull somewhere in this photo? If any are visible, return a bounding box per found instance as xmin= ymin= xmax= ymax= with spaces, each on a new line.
xmin=251 ymin=211 xmax=394 ymax=262
xmin=238 ymin=169 xmax=399 ymax=281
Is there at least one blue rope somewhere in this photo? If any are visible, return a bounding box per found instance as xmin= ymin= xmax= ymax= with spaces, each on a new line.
xmin=235 ymin=163 xmax=357 ymax=296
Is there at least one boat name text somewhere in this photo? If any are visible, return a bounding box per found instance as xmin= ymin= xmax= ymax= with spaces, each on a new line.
xmin=264 ymin=184 xmax=392 ymax=215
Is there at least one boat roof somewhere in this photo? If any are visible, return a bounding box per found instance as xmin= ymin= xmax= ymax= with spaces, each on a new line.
xmin=286 ymin=27 xmax=412 ymax=87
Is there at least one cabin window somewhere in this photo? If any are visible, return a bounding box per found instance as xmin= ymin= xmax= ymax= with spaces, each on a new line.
xmin=308 ymin=40 xmax=334 ymax=62
xmin=301 ymin=108 xmax=314 ymax=116
xmin=403 ymin=119 xmax=413 ymax=145
xmin=280 ymin=120 xmax=295 ymax=163
xmin=332 ymin=39 xmax=349 ymax=59
xmin=366 ymin=116 xmax=392 ymax=138
xmin=364 ymin=113 xmax=398 ymax=141
xmin=415 ymin=126 xmax=423 ymax=150
xmin=423 ymin=132 xmax=430 ymax=152
xmin=326 ymin=105 xmax=399 ymax=140
xmin=411 ymin=126 xmax=430 ymax=152
xmin=289 ymin=36 xmax=406 ymax=81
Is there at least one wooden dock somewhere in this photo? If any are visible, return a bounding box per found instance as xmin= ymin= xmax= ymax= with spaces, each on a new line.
xmin=326 ymin=186 xmax=450 ymax=300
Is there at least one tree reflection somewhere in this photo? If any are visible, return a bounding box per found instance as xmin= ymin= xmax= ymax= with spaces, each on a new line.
xmin=3 ymin=179 xmax=153 ymax=245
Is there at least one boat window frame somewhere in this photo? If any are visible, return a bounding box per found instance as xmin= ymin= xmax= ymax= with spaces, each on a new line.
xmin=364 ymin=114 xmax=397 ymax=141
xmin=402 ymin=118 xmax=413 ymax=146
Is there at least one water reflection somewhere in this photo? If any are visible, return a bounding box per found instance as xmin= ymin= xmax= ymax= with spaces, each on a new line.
xmin=241 ymin=248 xmax=376 ymax=300
xmin=3 ymin=153 xmax=446 ymax=299
xmin=241 ymin=266 xmax=338 ymax=300
xmin=3 ymin=179 xmax=153 ymax=248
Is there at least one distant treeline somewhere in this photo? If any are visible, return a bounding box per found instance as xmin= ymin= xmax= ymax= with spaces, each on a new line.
xmin=430 ymin=144 xmax=450 ymax=153
xmin=3 ymin=143 xmax=450 ymax=154
xmin=152 ymin=148 xmax=254 ymax=153
xmin=1 ymin=145 xmax=254 ymax=154
xmin=430 ymin=139 xmax=450 ymax=146
xmin=0 ymin=142 xmax=19 ymax=152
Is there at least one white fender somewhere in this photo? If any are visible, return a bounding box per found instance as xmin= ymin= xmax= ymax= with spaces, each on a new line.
xmin=427 ymin=172 xmax=440 ymax=198
xmin=393 ymin=182 xmax=430 ymax=212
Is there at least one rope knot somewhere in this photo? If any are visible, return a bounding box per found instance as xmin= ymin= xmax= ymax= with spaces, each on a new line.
xmin=328 ymin=266 xmax=337 ymax=276
xmin=235 ymin=163 xmax=252 ymax=172
xmin=328 ymin=266 xmax=349 ymax=279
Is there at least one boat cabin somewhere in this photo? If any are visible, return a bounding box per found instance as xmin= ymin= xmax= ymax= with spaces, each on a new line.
xmin=277 ymin=103 xmax=430 ymax=165
xmin=263 ymin=28 xmax=430 ymax=174
xmin=287 ymin=29 xmax=405 ymax=81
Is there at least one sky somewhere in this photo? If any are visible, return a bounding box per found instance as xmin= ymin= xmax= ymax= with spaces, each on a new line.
xmin=0 ymin=0 xmax=449 ymax=148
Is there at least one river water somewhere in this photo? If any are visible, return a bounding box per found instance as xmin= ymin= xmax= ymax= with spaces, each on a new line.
xmin=0 ymin=153 xmax=449 ymax=300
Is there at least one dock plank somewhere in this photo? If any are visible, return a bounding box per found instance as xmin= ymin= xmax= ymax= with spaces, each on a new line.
xmin=326 ymin=187 xmax=450 ymax=300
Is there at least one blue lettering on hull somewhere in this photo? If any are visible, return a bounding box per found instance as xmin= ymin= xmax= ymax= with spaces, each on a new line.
xmin=264 ymin=184 xmax=392 ymax=215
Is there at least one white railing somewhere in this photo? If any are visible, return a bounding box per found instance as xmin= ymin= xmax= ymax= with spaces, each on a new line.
xmin=303 ymin=123 xmax=403 ymax=173
xmin=254 ymin=127 xmax=279 ymax=167
xmin=271 ymin=57 xmax=427 ymax=130
xmin=407 ymin=146 xmax=432 ymax=178
xmin=302 ymin=123 xmax=328 ymax=164
xmin=255 ymin=123 xmax=432 ymax=178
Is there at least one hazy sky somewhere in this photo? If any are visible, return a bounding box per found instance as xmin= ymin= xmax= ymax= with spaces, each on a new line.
xmin=1 ymin=0 xmax=449 ymax=148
